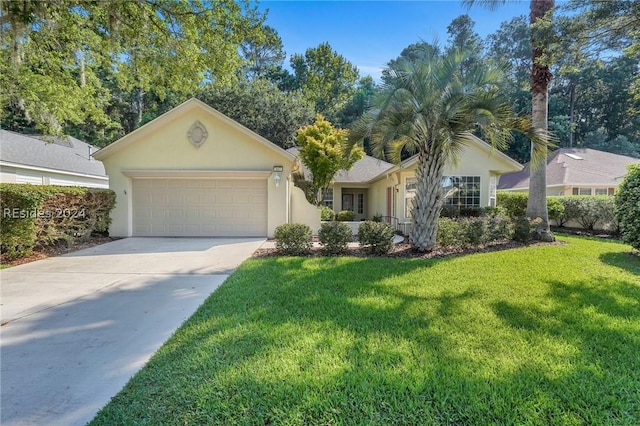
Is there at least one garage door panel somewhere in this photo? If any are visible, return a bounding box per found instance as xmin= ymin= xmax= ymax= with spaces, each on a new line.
xmin=133 ymin=178 xmax=267 ymax=237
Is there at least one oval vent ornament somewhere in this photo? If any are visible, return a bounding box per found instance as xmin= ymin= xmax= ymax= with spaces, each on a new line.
xmin=188 ymin=121 xmax=208 ymax=148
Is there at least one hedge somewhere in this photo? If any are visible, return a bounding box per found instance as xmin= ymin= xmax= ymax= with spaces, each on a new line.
xmin=436 ymin=215 xmax=512 ymax=248
xmin=497 ymin=191 xmax=616 ymax=231
xmin=496 ymin=191 xmax=564 ymax=221
xmin=555 ymin=196 xmax=617 ymax=231
xmin=615 ymin=164 xmax=640 ymax=250
xmin=0 ymin=184 xmax=116 ymax=259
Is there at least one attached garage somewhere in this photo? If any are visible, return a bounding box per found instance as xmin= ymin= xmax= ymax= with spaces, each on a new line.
xmin=132 ymin=178 xmax=267 ymax=237
xmin=93 ymin=98 xmax=319 ymax=238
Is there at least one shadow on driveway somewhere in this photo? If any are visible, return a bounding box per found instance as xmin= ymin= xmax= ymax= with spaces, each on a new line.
xmin=1 ymin=237 xmax=264 ymax=426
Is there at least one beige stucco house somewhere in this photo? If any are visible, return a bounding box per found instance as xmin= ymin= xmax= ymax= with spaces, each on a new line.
xmin=94 ymin=98 xmax=318 ymax=238
xmin=290 ymin=137 xmax=522 ymax=228
xmin=95 ymin=98 xmax=522 ymax=238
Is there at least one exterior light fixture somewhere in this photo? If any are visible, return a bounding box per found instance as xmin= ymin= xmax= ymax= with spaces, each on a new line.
xmin=273 ymin=165 xmax=283 ymax=188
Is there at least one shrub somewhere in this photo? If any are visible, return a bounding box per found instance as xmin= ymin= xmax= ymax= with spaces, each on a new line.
xmin=440 ymin=205 xmax=483 ymax=218
xmin=436 ymin=217 xmax=462 ymax=247
xmin=439 ymin=205 xmax=460 ymax=218
xmin=318 ymin=221 xmax=352 ymax=255
xmin=320 ymin=206 xmax=336 ymax=221
xmin=273 ymin=223 xmax=312 ymax=255
xmin=336 ymin=210 xmax=355 ymax=221
xmin=512 ymin=217 xmax=543 ymax=243
xmin=0 ymin=184 xmax=116 ymax=259
xmin=615 ymin=164 xmax=640 ymax=250
xmin=555 ymin=196 xmax=617 ymax=231
xmin=437 ymin=215 xmax=511 ymax=248
xmin=497 ymin=191 xmax=528 ymax=218
xmin=485 ymin=214 xmax=513 ymax=241
xmin=461 ymin=217 xmax=487 ymax=246
xmin=555 ymin=197 xmax=582 ymax=227
xmin=546 ymin=197 xmax=565 ymax=221
xmin=358 ymin=221 xmax=394 ymax=255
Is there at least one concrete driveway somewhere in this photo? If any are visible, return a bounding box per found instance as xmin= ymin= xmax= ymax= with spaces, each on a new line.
xmin=1 ymin=237 xmax=264 ymax=426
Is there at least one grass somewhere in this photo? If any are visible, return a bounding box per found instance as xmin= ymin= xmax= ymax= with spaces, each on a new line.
xmin=91 ymin=235 xmax=640 ymax=425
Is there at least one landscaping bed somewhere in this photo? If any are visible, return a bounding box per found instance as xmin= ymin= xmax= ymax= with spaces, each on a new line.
xmin=253 ymin=238 xmax=565 ymax=259
xmin=0 ymin=235 xmax=119 ymax=268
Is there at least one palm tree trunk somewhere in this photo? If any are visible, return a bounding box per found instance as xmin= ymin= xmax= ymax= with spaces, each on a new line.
xmin=526 ymin=0 xmax=555 ymax=242
xmin=411 ymin=147 xmax=446 ymax=251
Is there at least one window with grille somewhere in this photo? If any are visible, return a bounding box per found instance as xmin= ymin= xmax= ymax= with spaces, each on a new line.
xmin=405 ymin=176 xmax=481 ymax=218
xmin=442 ymin=176 xmax=481 ymax=209
xmin=322 ymin=188 xmax=333 ymax=208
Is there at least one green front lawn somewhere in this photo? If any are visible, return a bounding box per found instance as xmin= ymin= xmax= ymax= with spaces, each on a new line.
xmin=91 ymin=235 xmax=640 ymax=425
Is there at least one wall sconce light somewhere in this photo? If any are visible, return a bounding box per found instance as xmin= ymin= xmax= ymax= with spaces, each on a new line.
xmin=273 ymin=165 xmax=283 ymax=188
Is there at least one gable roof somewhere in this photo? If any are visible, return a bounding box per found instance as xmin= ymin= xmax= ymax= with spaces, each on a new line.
xmin=367 ymin=134 xmax=522 ymax=182
xmin=287 ymin=147 xmax=394 ymax=183
xmin=93 ymin=98 xmax=295 ymax=162
xmin=0 ymin=130 xmax=106 ymax=177
xmin=498 ymin=148 xmax=639 ymax=190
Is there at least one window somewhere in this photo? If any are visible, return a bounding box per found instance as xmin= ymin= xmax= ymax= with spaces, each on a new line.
xmin=322 ymin=188 xmax=333 ymax=209
xmin=594 ymin=188 xmax=616 ymax=196
xmin=443 ymin=176 xmax=481 ymax=209
xmin=572 ymin=188 xmax=592 ymax=196
xmin=489 ymin=176 xmax=497 ymax=207
xmin=405 ymin=177 xmax=417 ymax=218
xmin=405 ymin=176 xmax=481 ymax=218
xmin=357 ymin=193 xmax=364 ymax=214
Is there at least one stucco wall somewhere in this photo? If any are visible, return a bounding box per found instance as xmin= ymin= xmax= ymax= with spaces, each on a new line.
xmin=100 ymin=103 xmax=294 ymax=237
xmin=368 ymin=143 xmax=519 ymax=223
xmin=290 ymin=186 xmax=321 ymax=234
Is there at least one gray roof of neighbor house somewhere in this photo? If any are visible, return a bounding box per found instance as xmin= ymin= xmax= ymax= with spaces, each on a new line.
xmin=287 ymin=147 xmax=394 ymax=183
xmin=0 ymin=130 xmax=106 ymax=177
xmin=498 ymin=148 xmax=639 ymax=190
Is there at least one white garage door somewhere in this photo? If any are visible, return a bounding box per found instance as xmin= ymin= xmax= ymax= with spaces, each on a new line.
xmin=133 ymin=178 xmax=267 ymax=237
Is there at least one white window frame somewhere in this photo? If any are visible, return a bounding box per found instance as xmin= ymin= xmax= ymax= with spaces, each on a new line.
xmin=322 ymin=187 xmax=334 ymax=209
xmin=405 ymin=177 xmax=417 ymax=218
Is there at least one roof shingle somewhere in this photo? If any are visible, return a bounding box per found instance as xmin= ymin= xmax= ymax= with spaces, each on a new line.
xmin=0 ymin=130 xmax=106 ymax=177
xmin=498 ymin=148 xmax=639 ymax=190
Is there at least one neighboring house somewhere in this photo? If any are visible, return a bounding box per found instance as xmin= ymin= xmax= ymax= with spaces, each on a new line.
xmin=94 ymin=98 xmax=522 ymax=238
xmin=289 ymin=136 xmax=523 ymax=226
xmin=0 ymin=130 xmax=108 ymax=188
xmin=498 ymin=148 xmax=639 ymax=196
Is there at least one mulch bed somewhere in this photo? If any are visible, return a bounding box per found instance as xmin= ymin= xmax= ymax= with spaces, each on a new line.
xmin=253 ymin=239 xmax=566 ymax=260
xmin=1 ymin=235 xmax=120 ymax=268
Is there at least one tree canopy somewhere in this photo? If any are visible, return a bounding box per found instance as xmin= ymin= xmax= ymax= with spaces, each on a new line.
xmin=1 ymin=0 xmax=267 ymax=135
xmin=296 ymin=115 xmax=364 ymax=205
xmin=198 ymin=78 xmax=314 ymax=149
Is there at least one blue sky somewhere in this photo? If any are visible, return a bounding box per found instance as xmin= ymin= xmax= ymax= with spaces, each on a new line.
xmin=258 ymin=0 xmax=534 ymax=80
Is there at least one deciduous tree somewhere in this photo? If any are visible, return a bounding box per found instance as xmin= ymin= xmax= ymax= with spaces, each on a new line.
xmin=296 ymin=115 xmax=364 ymax=205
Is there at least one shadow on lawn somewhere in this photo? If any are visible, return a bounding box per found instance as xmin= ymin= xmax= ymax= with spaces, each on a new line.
xmin=599 ymin=251 xmax=640 ymax=276
xmin=93 ymin=256 xmax=640 ymax=425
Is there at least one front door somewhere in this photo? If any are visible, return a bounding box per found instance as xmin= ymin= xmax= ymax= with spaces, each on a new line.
xmin=342 ymin=194 xmax=354 ymax=211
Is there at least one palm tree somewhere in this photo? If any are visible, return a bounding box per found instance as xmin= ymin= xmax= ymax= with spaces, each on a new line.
xmin=466 ymin=0 xmax=556 ymax=241
xmin=351 ymin=47 xmax=547 ymax=252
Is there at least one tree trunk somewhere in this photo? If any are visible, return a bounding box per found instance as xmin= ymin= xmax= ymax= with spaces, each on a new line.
xmin=568 ymin=81 xmax=576 ymax=147
xmin=526 ymin=0 xmax=555 ymax=242
xmin=411 ymin=147 xmax=446 ymax=251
